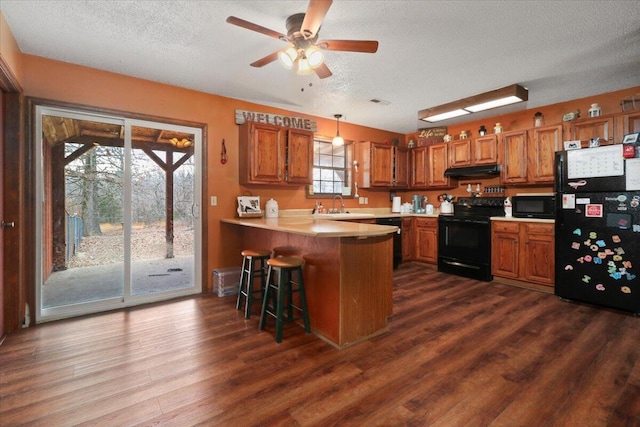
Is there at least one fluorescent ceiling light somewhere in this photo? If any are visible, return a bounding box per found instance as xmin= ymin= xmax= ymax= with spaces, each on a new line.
xmin=422 ymin=109 xmax=470 ymax=122
xmin=466 ymin=95 xmax=526 ymax=112
xmin=418 ymin=84 xmax=528 ymax=122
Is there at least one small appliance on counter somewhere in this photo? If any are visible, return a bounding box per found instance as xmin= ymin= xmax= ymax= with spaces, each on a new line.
xmin=512 ymin=193 xmax=556 ymax=219
xmin=392 ymin=196 xmax=402 ymax=213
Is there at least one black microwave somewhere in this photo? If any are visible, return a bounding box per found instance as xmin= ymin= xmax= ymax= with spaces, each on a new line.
xmin=512 ymin=195 xmax=556 ymax=219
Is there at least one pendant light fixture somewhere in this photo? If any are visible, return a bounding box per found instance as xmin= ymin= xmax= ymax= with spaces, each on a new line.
xmin=332 ymin=114 xmax=344 ymax=146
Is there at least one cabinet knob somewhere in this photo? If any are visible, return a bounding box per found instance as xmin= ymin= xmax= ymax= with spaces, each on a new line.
xmin=1 ymin=221 xmax=15 ymax=230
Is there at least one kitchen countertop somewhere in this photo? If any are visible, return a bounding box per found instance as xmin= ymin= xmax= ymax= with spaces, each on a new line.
xmin=220 ymin=216 xmax=398 ymax=238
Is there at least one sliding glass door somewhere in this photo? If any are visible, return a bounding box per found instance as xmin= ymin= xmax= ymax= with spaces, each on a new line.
xmin=35 ymin=107 xmax=202 ymax=322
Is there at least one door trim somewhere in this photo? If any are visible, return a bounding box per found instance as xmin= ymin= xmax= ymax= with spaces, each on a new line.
xmin=30 ymin=99 xmax=207 ymax=323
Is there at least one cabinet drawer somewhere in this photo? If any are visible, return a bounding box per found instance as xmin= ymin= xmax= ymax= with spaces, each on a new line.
xmin=415 ymin=218 xmax=437 ymax=229
xmin=525 ymin=223 xmax=554 ymax=235
xmin=492 ymin=221 xmax=519 ymax=233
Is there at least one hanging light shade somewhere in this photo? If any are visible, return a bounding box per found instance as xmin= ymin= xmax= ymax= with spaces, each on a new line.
xmin=278 ymin=47 xmax=298 ymax=69
xmin=332 ymin=114 xmax=344 ymax=146
xmin=305 ymin=45 xmax=324 ymax=69
xmin=296 ymin=56 xmax=314 ymax=75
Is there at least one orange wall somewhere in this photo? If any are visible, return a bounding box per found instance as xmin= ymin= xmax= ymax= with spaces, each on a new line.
xmin=19 ymin=54 xmax=403 ymax=288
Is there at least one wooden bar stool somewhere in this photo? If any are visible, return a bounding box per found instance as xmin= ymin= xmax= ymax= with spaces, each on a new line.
xmin=259 ymin=256 xmax=311 ymax=343
xmin=236 ymin=249 xmax=271 ymax=319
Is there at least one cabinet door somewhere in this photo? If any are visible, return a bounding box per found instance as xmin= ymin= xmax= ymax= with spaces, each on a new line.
xmin=414 ymin=218 xmax=437 ymax=264
xmin=474 ymin=135 xmax=498 ymax=164
xmin=522 ymin=224 xmax=555 ymax=286
xmin=529 ymin=125 xmax=561 ymax=183
xmin=370 ymin=144 xmax=393 ymax=186
xmin=501 ymin=130 xmax=528 ymax=184
xmin=410 ymin=146 xmax=428 ymax=188
xmin=622 ymin=111 xmax=640 ymax=135
xmin=428 ymin=143 xmax=451 ymax=188
xmin=491 ymin=222 xmax=519 ymax=278
xmin=286 ymin=129 xmax=313 ymax=184
xmin=401 ymin=217 xmax=413 ymax=261
xmin=570 ymin=116 xmax=615 ymax=145
xmin=449 ymin=139 xmax=472 ymax=167
xmin=394 ymin=147 xmax=409 ymax=187
xmin=248 ymin=123 xmax=283 ymax=183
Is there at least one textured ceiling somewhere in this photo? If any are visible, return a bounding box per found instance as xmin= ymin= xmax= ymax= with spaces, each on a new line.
xmin=2 ymin=0 xmax=640 ymax=134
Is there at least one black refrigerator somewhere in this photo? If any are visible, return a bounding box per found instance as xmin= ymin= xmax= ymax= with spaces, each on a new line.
xmin=555 ymin=145 xmax=640 ymax=314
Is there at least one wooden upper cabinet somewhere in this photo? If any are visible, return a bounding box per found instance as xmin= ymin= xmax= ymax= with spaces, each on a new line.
xmin=529 ymin=124 xmax=561 ymax=183
xmin=394 ymin=146 xmax=409 ymax=187
xmin=239 ymin=122 xmax=312 ymax=185
xmin=501 ymin=130 xmax=528 ymax=184
xmin=449 ymin=139 xmax=472 ymax=167
xmin=428 ymin=143 xmax=451 ymax=188
xmin=370 ymin=143 xmax=393 ymax=186
xmin=570 ymin=115 xmax=615 ymax=145
xmin=620 ymin=111 xmax=640 ymax=136
xmin=356 ymin=142 xmax=408 ymax=188
xmin=500 ymin=125 xmax=560 ymax=185
xmin=286 ymin=128 xmax=313 ymax=184
xmin=410 ymin=146 xmax=429 ymax=188
xmin=474 ymin=135 xmax=498 ymax=164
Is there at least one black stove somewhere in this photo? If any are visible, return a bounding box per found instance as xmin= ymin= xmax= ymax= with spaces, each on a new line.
xmin=450 ymin=197 xmax=506 ymax=220
xmin=437 ymin=197 xmax=505 ymax=281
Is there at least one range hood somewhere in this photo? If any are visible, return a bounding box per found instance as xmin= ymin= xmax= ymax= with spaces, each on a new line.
xmin=444 ymin=164 xmax=501 ymax=178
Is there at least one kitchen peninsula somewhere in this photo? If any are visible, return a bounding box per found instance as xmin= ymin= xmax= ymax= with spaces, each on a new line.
xmin=221 ymin=217 xmax=397 ymax=347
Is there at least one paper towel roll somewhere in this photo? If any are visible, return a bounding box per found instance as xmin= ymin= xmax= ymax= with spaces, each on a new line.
xmin=392 ymin=196 xmax=401 ymax=213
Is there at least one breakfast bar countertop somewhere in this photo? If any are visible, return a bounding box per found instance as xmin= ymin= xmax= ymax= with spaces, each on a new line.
xmin=220 ymin=216 xmax=398 ymax=238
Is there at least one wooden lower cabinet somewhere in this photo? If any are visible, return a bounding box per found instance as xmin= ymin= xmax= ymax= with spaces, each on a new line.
xmin=414 ymin=217 xmax=438 ymax=264
xmin=492 ymin=220 xmax=555 ymax=287
xmin=401 ymin=217 xmax=413 ymax=261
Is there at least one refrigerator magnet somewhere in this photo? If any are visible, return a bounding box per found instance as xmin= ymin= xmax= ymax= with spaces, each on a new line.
xmin=562 ymin=194 xmax=576 ymax=209
xmin=585 ymin=204 xmax=603 ymax=217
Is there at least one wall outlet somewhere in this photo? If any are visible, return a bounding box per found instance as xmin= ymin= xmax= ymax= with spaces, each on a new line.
xmin=210 ymin=196 xmax=217 ymax=206
xmin=364 ymin=197 xmax=369 ymax=204
xmin=359 ymin=197 xmax=365 ymax=205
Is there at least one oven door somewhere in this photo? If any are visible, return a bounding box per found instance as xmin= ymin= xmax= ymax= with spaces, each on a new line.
xmin=437 ymin=216 xmax=492 ymax=281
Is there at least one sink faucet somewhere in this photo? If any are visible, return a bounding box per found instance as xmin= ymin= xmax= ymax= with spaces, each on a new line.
xmin=332 ymin=195 xmax=345 ymax=213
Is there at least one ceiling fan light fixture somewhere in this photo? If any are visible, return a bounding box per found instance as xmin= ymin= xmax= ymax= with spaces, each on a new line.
xmin=278 ymin=47 xmax=298 ymax=69
xmin=305 ymin=45 xmax=323 ymax=68
xmin=332 ymin=114 xmax=344 ymax=146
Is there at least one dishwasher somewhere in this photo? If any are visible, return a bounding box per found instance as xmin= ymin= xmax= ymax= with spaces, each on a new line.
xmin=375 ymin=217 xmax=402 ymax=269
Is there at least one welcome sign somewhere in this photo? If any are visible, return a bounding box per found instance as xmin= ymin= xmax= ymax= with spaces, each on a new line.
xmin=235 ymin=110 xmax=317 ymax=132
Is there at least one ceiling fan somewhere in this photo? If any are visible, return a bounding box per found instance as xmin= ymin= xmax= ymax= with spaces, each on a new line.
xmin=226 ymin=0 xmax=378 ymax=79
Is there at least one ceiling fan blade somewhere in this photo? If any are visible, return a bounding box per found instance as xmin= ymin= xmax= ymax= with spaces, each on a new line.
xmin=313 ymin=62 xmax=332 ymax=79
xmin=250 ymin=51 xmax=281 ymax=68
xmin=301 ymin=0 xmax=333 ymax=39
xmin=317 ymin=39 xmax=379 ymax=53
xmin=226 ymin=16 xmax=287 ymax=41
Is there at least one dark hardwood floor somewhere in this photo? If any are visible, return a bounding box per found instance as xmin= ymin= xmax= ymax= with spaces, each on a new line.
xmin=2 ymin=263 xmax=640 ymax=426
